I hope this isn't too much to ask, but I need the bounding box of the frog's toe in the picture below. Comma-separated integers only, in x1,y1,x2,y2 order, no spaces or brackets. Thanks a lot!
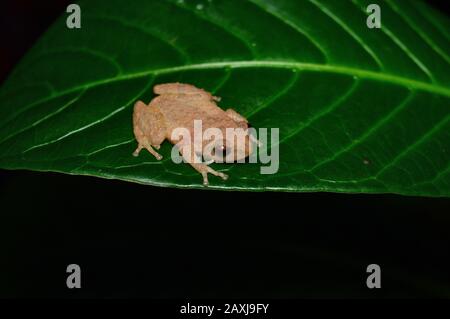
132,145,143,157
201,172,209,186
206,166,228,181
142,143,163,160
216,172,228,180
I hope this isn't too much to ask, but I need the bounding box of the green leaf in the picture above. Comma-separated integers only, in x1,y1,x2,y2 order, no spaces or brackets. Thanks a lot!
1,0,449,197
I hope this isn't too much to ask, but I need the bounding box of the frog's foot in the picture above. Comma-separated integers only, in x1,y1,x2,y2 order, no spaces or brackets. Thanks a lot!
205,166,228,185
189,163,228,186
133,142,163,160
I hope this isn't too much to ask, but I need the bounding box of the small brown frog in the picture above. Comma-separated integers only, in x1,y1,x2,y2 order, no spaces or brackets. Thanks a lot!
132,83,254,185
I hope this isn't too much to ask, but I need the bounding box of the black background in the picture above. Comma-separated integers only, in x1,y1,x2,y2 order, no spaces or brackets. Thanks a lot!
1,1,450,298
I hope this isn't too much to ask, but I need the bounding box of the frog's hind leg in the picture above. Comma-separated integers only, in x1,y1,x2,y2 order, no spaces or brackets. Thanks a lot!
132,101,165,160
132,140,162,160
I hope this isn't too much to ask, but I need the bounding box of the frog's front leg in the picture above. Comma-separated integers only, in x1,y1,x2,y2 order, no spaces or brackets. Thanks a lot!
177,143,228,185
132,140,162,160
191,162,229,186
225,108,262,147
225,108,248,124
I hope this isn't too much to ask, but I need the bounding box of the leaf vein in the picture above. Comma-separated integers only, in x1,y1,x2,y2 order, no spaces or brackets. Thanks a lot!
352,0,436,83
410,0,450,42
168,0,257,59
277,78,359,146
375,115,450,178
386,0,450,65
247,0,329,62
246,70,300,119
309,0,384,70
86,14,191,64
21,78,154,154
0,90,86,146
309,90,416,172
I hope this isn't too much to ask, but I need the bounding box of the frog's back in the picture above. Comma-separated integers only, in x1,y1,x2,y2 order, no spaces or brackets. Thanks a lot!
151,94,237,141
156,94,228,121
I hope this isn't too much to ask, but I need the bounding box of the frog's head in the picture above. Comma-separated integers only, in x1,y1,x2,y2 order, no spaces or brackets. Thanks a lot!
205,126,258,163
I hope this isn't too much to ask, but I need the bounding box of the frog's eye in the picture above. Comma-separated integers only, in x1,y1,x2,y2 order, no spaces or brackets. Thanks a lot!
213,144,230,162
218,145,230,157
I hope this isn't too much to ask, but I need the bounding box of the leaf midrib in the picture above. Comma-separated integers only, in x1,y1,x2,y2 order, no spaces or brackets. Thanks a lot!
10,61,449,113
2,60,448,150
